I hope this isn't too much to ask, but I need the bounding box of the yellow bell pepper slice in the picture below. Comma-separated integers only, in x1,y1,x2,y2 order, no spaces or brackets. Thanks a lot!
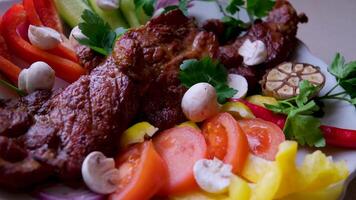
171,192,228,200
241,154,274,183
120,122,158,148
178,121,200,130
246,95,278,108
221,102,255,120
228,176,251,200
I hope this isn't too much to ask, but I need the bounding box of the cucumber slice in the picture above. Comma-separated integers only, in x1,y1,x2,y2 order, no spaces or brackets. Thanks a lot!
88,0,128,29
54,0,91,28
120,0,141,27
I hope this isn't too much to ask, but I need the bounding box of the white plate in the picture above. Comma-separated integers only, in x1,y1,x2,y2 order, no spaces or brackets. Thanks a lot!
1,0,356,199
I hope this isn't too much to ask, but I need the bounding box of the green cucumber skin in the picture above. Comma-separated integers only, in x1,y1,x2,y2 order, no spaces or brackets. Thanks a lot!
54,0,92,28
120,0,141,27
88,0,128,29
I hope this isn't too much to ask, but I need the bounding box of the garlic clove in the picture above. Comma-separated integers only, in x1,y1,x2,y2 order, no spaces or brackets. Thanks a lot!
28,25,62,50
96,0,119,11
18,61,55,94
238,39,268,66
227,74,248,99
181,82,219,122
193,158,233,194
82,151,120,194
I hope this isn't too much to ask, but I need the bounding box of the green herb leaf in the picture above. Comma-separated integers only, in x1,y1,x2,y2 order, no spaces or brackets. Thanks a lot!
78,10,117,56
179,57,237,104
284,114,325,147
329,53,356,79
339,77,356,98
0,79,27,97
134,0,156,17
246,0,275,19
226,0,245,15
162,0,189,16
296,80,319,107
221,16,247,43
265,80,325,147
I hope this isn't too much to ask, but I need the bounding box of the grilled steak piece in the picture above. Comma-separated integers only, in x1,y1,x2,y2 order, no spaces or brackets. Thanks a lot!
217,0,307,92
113,10,219,129
0,62,138,189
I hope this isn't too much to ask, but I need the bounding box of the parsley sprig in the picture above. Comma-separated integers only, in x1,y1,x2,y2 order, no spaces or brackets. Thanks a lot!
77,10,120,56
266,81,325,147
179,57,237,103
0,79,26,97
134,0,156,17
318,53,356,104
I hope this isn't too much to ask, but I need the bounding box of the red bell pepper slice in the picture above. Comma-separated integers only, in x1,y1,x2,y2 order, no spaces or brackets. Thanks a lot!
321,126,356,148
236,99,356,149
236,99,287,129
2,4,86,83
23,0,79,63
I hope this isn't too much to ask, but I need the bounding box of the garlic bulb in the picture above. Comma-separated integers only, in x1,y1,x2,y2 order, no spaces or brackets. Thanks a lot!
238,39,267,66
18,61,55,93
28,25,62,50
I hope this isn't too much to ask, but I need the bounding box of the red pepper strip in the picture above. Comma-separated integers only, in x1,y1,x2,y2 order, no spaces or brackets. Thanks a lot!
34,0,64,33
236,99,287,129
0,56,22,84
2,4,86,83
235,99,356,149
23,0,79,63
321,126,356,148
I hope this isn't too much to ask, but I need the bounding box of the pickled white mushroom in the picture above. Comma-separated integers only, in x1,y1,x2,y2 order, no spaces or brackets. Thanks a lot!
28,25,62,50
238,39,267,66
227,74,248,99
96,0,119,10
181,83,219,122
193,158,233,194
18,61,55,93
82,151,120,194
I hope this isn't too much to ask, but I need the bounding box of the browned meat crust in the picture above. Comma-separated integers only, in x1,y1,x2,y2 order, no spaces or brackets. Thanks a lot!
217,0,307,91
0,63,138,189
113,10,219,129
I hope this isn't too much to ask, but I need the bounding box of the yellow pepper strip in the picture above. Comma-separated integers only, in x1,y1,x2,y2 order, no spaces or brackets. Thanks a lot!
171,192,228,200
178,121,200,130
246,95,278,108
279,181,344,200
220,102,255,120
228,176,251,200
120,122,158,148
298,151,349,192
241,154,274,183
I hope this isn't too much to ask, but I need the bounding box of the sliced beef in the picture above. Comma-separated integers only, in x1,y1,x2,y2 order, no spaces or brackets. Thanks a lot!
0,61,138,189
113,10,219,129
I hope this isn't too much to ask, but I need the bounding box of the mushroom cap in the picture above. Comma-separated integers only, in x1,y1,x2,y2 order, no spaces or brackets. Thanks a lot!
260,62,326,100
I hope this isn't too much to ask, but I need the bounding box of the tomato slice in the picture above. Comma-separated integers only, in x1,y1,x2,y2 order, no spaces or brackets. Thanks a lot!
237,118,285,161
109,141,168,200
153,126,207,195
202,112,249,174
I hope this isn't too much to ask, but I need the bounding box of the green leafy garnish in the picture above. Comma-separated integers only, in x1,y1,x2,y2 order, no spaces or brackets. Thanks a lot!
266,80,325,147
246,0,275,19
0,79,26,97
179,57,237,103
226,0,244,15
325,53,356,99
134,0,156,17
162,0,189,16
221,16,248,43
77,10,118,56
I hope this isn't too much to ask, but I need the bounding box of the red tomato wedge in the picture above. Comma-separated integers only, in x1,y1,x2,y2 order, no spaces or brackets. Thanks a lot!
109,141,168,200
237,118,285,161
202,112,249,174
1,4,85,83
153,126,207,195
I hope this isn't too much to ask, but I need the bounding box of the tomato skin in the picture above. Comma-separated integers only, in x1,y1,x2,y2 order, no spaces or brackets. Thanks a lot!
109,141,168,200
153,126,207,195
202,113,249,175
237,118,285,161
